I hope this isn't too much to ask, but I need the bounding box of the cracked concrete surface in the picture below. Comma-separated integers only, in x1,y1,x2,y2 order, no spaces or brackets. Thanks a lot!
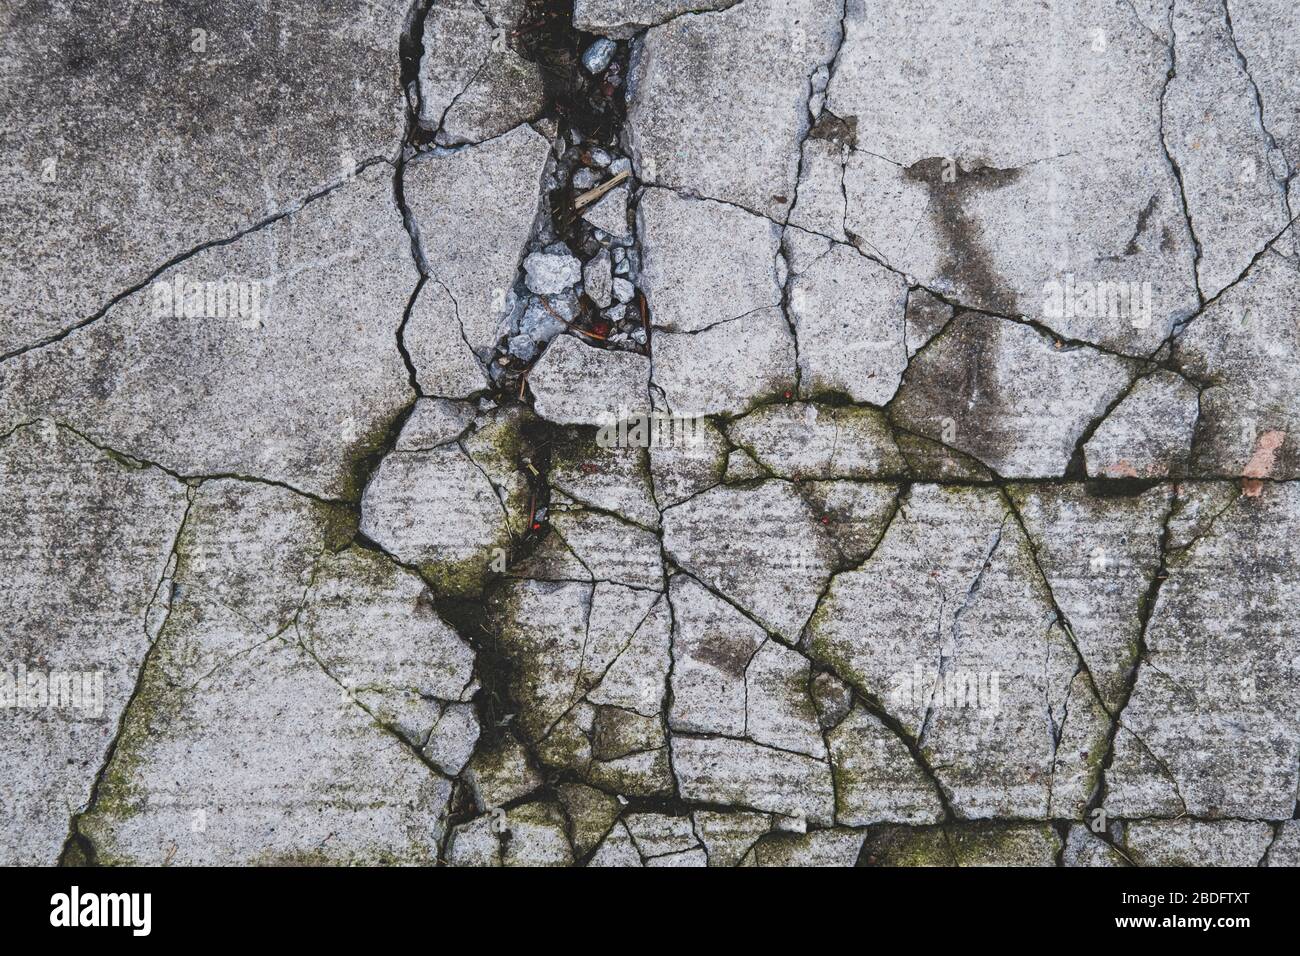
3,0,1299,868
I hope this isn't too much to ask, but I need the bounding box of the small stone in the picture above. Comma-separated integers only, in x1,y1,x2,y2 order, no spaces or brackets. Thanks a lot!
581,38,617,75
584,249,614,308
508,334,539,362
519,292,578,349
524,248,583,295
613,277,635,302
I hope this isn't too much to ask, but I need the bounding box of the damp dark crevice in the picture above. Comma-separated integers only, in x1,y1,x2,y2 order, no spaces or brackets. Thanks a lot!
395,275,429,396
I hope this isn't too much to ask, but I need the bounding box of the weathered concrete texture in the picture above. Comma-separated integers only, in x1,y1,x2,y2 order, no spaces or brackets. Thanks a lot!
484,560,673,798
663,481,839,641
1122,820,1275,867
648,419,728,508
297,546,478,751
788,243,910,404
671,735,835,826
1009,484,1173,710
582,186,632,239
639,188,783,334
361,406,529,596
828,705,945,826
1226,1,1300,259
627,0,844,221
826,0,1199,352
1176,251,1300,479
667,576,823,757
891,313,1136,478
547,428,659,528
651,310,797,417
394,399,477,451
744,828,867,866
810,485,1110,819
727,402,908,479
446,802,573,866
800,481,900,565
78,480,459,865
576,0,737,39
529,335,652,426
694,811,773,866
0,0,407,357
858,823,1061,866
546,508,664,588
9,0,1300,869
1265,821,1300,866
0,424,190,865
404,280,490,399
417,0,546,144
402,125,551,356
1062,825,1129,867
1164,0,1290,297
1084,372,1200,478
1105,480,1300,819
0,166,416,500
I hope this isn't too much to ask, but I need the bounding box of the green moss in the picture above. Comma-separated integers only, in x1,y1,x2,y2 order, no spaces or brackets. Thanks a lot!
859,824,956,866
82,633,191,831
536,714,593,774
338,399,416,503
586,748,674,798
421,552,495,599
947,822,1060,866
317,502,360,553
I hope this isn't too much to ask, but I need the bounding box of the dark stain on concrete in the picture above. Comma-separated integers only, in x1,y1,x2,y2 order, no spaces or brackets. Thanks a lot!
902,157,1023,316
